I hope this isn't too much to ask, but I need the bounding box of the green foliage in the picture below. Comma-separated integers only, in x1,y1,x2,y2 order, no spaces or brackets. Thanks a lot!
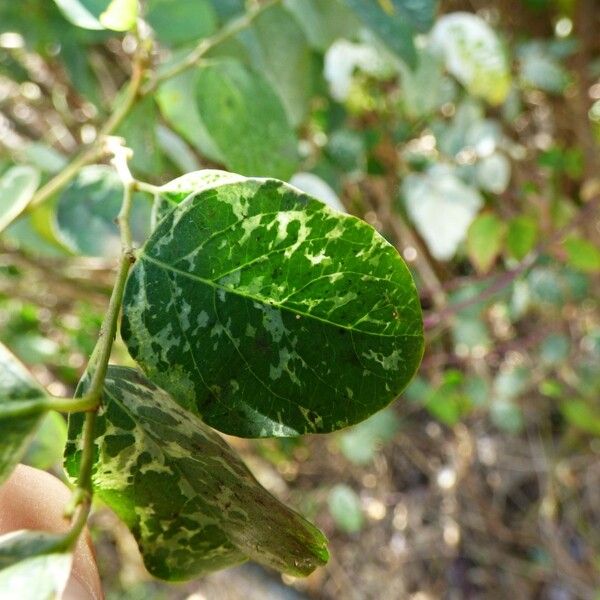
1,0,599,595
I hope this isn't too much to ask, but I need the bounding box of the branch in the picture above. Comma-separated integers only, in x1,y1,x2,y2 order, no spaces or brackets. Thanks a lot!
61,138,137,544
148,0,282,88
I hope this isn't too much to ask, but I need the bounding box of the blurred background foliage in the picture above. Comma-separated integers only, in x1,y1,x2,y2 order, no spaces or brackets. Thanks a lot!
0,0,599,598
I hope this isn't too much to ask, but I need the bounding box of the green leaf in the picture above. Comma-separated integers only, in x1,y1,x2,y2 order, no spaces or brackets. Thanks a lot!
55,165,152,257
431,13,511,105
0,166,41,233
284,0,360,52
0,530,66,570
146,0,217,46
195,61,298,178
327,484,363,534
344,0,421,67
238,5,313,126
506,215,538,260
338,408,399,465
425,370,472,425
99,0,137,30
0,342,48,484
65,366,329,580
157,61,298,178
560,399,600,436
23,412,68,470
121,173,423,437
53,0,104,30
467,213,506,273
0,532,72,600
115,97,163,178
562,236,600,273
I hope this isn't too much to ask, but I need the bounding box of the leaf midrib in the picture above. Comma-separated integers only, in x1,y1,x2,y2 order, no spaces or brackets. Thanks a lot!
139,253,421,339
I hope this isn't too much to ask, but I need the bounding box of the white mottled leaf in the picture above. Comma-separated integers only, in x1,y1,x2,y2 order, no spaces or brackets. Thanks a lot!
122,173,423,437
65,366,329,580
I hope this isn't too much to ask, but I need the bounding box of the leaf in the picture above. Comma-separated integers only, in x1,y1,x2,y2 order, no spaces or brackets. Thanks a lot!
560,399,600,436
23,412,68,470
289,173,345,213
53,0,104,30
467,213,506,273
55,165,152,258
284,0,360,51
338,408,399,465
475,153,511,194
64,366,329,580
430,12,511,105
155,125,201,175
425,370,472,425
0,166,41,233
327,485,363,534
0,342,48,484
99,0,137,31
115,97,163,178
0,533,72,600
157,61,298,178
344,0,438,67
146,0,217,46
238,5,313,126
506,216,538,260
402,165,483,261
562,236,600,273
0,530,66,570
121,173,423,437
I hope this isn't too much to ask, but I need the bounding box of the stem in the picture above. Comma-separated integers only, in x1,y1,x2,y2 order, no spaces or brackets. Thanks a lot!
0,394,99,420
148,0,282,89
61,140,137,546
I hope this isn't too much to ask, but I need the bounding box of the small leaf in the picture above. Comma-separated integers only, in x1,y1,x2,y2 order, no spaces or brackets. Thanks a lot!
475,153,511,194
122,173,423,437
0,166,41,233
467,213,506,273
344,0,438,67
430,12,511,105
0,544,72,600
53,0,104,30
425,370,471,425
99,0,137,31
561,399,600,436
562,236,600,273
338,408,399,465
327,485,363,534
55,165,152,258
506,216,538,260
0,530,66,570
289,173,345,213
64,366,329,580
402,165,483,261
23,412,67,470
0,343,48,484
146,0,217,46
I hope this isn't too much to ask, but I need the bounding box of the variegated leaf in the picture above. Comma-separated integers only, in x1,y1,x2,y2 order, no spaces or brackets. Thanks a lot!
0,343,48,484
122,174,423,438
64,366,328,580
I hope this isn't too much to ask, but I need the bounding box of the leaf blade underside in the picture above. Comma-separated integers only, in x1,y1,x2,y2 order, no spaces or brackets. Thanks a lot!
64,366,328,581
